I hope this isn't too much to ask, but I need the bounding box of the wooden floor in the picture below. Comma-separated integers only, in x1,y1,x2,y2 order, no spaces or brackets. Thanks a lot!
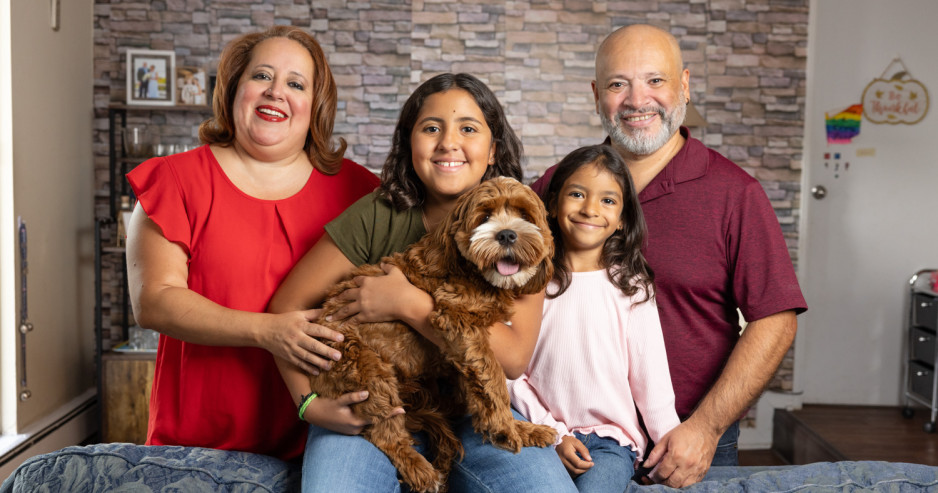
738,448,788,466
762,404,938,466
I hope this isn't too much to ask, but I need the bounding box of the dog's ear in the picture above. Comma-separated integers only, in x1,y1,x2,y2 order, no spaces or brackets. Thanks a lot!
520,215,555,295
426,182,481,273
522,254,554,295
518,183,555,295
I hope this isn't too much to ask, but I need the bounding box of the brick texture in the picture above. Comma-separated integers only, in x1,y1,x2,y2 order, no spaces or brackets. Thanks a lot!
94,0,807,417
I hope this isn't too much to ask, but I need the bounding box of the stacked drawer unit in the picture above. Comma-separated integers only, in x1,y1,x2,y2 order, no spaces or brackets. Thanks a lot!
904,269,938,433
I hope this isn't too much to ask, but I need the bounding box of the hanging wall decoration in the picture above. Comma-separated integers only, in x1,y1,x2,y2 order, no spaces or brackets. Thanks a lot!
861,57,929,125
824,104,862,144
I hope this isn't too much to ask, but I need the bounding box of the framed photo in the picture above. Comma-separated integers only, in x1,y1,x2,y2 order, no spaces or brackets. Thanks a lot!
175,66,208,106
126,49,175,106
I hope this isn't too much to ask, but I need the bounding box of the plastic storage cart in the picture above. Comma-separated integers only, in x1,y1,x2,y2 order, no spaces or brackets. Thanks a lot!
903,269,938,432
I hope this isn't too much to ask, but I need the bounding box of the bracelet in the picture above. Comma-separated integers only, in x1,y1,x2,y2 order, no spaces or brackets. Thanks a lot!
297,391,318,421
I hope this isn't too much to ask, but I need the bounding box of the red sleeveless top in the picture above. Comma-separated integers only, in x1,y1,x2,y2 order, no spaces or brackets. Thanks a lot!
128,146,379,459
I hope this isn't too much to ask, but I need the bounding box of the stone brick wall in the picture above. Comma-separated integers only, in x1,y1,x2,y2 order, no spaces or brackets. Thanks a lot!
93,0,806,399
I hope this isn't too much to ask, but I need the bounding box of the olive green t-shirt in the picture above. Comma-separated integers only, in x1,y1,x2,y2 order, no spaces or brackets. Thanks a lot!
324,191,427,267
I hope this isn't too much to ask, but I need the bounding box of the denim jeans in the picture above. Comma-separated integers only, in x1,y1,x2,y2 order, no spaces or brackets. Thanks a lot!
569,432,637,493
448,410,576,492
709,421,739,467
301,423,414,492
301,409,575,493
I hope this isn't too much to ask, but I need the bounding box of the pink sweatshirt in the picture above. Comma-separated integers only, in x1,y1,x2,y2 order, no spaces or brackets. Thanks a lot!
508,270,680,456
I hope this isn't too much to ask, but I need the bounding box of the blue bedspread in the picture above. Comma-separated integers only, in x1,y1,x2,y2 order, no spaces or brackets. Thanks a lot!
0,443,300,492
2,442,937,492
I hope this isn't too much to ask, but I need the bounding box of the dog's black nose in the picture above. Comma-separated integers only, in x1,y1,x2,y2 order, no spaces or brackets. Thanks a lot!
496,229,517,245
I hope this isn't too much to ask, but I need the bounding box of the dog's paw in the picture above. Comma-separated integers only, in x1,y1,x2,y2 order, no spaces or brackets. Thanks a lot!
517,421,557,448
487,427,524,453
399,461,444,493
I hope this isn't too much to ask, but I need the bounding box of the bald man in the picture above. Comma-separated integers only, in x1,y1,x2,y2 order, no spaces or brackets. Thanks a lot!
532,24,807,488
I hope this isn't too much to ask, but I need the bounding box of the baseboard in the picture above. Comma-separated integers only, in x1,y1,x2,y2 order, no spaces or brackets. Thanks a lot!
0,389,99,481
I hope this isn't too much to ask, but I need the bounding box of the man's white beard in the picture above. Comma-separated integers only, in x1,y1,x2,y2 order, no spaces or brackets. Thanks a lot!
602,94,687,156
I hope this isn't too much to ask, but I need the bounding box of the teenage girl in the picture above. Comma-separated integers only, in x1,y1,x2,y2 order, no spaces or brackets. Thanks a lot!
508,144,681,493
269,73,576,493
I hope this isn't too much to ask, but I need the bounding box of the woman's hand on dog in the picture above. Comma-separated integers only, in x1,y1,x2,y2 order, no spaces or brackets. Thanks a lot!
556,435,593,477
304,391,405,435
263,309,344,375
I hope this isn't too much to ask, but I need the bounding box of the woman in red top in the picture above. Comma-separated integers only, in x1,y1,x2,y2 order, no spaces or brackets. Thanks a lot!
125,26,379,460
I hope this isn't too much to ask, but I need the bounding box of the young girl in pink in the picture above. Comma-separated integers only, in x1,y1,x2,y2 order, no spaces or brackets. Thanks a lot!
509,144,680,492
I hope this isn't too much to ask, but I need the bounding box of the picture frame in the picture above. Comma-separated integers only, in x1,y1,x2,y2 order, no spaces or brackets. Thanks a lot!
175,66,208,106
126,49,175,106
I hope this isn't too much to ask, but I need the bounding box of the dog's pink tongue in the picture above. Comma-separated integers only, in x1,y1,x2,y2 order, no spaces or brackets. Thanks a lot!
496,259,520,276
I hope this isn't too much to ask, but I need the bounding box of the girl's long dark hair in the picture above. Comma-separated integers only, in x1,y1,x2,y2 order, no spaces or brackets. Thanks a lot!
377,73,523,211
544,145,654,302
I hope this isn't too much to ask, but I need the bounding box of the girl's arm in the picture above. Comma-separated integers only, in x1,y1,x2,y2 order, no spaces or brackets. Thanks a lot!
268,233,357,319
269,234,405,433
485,291,545,378
126,204,341,368
328,266,545,379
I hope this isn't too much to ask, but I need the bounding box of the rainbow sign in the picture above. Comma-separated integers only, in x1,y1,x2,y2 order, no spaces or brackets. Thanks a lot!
825,104,862,144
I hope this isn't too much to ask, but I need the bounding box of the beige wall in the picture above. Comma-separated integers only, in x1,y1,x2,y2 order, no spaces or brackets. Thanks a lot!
8,0,95,430
797,0,938,406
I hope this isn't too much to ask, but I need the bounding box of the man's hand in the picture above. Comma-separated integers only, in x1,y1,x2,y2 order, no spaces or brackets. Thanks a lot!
556,435,593,477
643,311,798,487
642,418,719,488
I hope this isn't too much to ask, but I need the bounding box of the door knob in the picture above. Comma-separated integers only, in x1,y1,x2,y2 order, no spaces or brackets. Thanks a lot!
811,185,827,200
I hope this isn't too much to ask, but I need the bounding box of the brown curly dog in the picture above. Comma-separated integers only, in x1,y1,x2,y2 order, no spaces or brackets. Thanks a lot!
310,177,557,493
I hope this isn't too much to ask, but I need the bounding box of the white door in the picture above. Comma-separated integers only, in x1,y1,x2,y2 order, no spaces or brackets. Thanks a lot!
797,0,938,405
0,0,95,441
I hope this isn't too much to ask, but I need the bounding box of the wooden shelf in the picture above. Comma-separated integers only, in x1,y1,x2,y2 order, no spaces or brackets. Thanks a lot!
97,103,209,445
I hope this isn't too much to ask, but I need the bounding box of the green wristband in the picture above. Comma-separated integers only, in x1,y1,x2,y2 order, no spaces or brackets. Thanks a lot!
298,392,318,421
